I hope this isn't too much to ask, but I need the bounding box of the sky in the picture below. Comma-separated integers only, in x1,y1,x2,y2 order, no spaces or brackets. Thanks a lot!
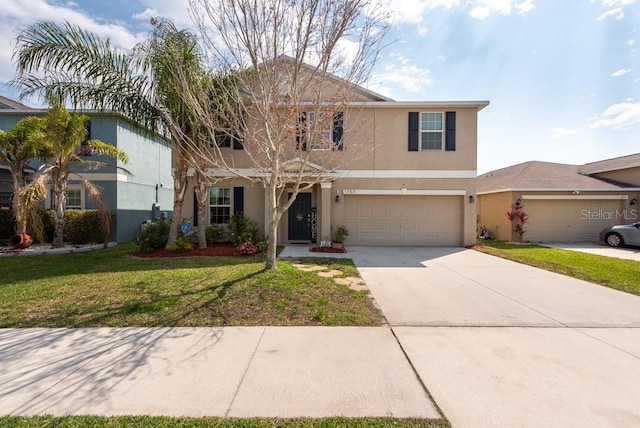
0,0,638,174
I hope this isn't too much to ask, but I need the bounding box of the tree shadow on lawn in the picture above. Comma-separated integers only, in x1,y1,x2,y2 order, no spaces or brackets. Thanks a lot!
0,243,265,287
1,270,263,328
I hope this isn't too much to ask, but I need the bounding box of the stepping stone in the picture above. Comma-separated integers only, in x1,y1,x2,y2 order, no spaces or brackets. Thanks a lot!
344,276,365,285
299,265,326,272
334,278,352,286
317,270,342,278
348,283,368,291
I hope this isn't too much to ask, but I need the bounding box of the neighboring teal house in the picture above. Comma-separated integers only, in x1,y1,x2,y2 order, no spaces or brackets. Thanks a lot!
0,95,173,242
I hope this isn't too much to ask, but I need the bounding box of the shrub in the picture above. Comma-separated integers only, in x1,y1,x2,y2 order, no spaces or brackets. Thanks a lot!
169,235,195,251
205,224,229,245
0,210,14,239
37,209,114,244
136,221,170,253
228,213,259,246
333,225,349,243
236,240,259,256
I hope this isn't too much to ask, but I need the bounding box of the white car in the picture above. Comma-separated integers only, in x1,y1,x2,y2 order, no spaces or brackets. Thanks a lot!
599,222,640,247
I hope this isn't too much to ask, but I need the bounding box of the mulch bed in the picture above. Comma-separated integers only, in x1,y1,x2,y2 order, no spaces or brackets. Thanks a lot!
310,246,347,253
132,243,237,258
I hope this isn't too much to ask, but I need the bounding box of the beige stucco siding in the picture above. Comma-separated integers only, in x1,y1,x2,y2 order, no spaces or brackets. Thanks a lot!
340,106,477,171
477,192,514,241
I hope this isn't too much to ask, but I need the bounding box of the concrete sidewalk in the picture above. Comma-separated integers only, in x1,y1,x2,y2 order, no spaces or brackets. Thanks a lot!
0,327,438,418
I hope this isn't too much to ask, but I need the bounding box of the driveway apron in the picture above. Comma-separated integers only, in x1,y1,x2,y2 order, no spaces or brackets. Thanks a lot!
349,246,640,428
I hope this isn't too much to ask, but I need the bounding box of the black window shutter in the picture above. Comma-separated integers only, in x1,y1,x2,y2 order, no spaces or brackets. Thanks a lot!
233,133,243,150
408,112,419,151
193,192,198,226
445,111,456,151
333,111,344,151
233,187,244,215
296,112,307,151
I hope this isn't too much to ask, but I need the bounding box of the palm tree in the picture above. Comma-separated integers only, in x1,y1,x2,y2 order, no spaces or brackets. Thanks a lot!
0,116,47,235
33,99,128,248
11,19,213,248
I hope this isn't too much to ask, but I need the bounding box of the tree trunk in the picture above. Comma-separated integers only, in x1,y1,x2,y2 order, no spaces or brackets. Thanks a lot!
11,172,27,234
51,173,67,248
166,160,189,248
195,178,208,249
265,183,280,270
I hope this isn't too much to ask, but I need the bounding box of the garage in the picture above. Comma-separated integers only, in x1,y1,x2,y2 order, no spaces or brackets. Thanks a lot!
344,195,462,246
524,198,627,242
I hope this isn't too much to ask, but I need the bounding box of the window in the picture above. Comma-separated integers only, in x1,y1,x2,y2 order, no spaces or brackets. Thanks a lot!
66,189,82,209
0,192,12,209
209,187,231,224
420,112,443,150
307,112,332,150
210,131,232,149
76,120,92,156
297,111,343,151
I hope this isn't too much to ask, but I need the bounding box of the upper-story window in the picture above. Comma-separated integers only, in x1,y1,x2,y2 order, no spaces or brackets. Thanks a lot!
307,112,333,151
408,111,455,152
296,111,344,151
421,112,443,151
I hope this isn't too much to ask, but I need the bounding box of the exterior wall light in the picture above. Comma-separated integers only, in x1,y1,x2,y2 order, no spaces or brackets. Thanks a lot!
335,194,340,203
631,198,637,206
469,195,475,203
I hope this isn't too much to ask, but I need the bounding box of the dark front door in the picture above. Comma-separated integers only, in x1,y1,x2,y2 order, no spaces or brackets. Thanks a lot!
288,193,312,241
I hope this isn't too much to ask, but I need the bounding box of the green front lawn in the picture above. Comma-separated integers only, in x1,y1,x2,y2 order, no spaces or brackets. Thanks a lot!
0,244,383,328
474,240,640,296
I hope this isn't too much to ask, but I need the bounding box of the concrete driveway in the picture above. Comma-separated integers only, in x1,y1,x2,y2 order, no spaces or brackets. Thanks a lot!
349,246,640,428
542,242,640,262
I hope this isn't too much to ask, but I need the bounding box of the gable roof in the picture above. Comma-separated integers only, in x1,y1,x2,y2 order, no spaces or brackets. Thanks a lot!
478,160,638,194
579,153,640,175
0,95,34,110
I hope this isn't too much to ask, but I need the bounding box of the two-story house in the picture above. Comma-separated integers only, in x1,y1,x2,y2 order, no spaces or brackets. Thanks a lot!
181,80,489,247
0,95,173,242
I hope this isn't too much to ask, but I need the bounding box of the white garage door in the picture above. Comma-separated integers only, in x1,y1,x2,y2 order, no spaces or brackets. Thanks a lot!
525,199,625,242
344,195,462,246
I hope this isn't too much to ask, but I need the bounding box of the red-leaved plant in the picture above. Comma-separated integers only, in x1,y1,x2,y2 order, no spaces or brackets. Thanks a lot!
236,241,259,256
506,203,529,242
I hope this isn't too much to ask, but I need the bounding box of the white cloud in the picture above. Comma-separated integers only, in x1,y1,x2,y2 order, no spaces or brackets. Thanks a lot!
611,68,632,76
628,39,636,45
138,0,192,28
377,0,460,24
0,0,143,85
597,7,624,20
590,102,640,130
469,0,536,20
370,62,434,94
603,0,635,6
549,127,578,139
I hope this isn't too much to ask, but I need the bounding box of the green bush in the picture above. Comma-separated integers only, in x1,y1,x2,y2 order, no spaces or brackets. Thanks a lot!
136,221,170,252
205,224,229,245
38,209,114,244
228,213,259,246
169,235,195,251
0,209,14,239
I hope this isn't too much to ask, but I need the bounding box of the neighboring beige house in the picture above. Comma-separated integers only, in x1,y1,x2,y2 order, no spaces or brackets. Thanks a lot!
181,77,489,247
477,153,640,242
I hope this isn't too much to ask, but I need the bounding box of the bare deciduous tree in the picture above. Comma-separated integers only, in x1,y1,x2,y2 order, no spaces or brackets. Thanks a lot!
180,0,389,269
